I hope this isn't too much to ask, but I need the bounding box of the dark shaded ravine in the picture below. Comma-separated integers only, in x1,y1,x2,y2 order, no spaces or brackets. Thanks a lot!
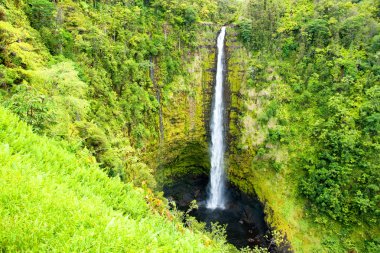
163,174,276,250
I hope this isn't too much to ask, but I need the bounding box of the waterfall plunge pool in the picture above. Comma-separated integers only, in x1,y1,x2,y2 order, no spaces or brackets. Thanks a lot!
163,174,277,251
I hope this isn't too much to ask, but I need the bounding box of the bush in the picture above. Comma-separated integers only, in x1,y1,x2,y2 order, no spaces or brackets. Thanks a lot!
237,18,253,46
304,19,331,47
24,0,55,30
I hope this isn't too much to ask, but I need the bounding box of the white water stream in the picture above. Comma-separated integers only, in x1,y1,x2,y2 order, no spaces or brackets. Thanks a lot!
207,27,227,209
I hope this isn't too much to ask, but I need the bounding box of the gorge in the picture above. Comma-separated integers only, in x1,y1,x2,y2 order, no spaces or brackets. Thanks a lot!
1,0,379,252
162,26,278,251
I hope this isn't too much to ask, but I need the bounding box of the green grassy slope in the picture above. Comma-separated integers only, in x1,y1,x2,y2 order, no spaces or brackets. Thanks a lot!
0,106,232,252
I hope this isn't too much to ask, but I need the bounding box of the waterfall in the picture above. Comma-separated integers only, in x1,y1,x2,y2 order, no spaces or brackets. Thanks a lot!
207,26,227,210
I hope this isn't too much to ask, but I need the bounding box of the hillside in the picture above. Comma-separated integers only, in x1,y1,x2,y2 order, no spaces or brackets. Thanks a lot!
0,106,236,252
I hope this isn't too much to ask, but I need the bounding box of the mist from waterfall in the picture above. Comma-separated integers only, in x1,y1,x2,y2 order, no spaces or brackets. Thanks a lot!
207,26,227,210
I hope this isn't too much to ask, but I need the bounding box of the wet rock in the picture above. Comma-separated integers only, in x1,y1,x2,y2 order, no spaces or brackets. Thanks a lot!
178,192,194,207
248,238,255,243
194,189,201,198
163,174,274,250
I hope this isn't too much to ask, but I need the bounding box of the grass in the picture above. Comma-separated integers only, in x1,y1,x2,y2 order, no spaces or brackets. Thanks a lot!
0,106,233,252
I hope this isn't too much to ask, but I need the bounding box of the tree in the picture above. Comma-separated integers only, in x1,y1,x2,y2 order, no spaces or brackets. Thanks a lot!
24,0,55,30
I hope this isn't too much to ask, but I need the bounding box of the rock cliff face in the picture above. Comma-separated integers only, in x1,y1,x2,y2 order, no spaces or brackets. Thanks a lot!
151,25,219,185
224,27,251,190
150,23,265,208
151,25,253,190
151,24,295,250
223,27,318,252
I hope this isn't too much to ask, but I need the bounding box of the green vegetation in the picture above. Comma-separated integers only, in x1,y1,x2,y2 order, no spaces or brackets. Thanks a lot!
0,106,237,252
0,0,234,183
229,0,379,251
0,0,243,251
1,0,379,252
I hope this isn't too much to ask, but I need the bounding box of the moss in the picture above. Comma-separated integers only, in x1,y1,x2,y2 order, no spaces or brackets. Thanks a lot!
224,26,380,252
224,27,320,252
152,26,218,187
155,140,210,187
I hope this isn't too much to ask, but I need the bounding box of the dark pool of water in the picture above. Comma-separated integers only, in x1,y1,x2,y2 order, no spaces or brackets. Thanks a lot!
163,175,278,250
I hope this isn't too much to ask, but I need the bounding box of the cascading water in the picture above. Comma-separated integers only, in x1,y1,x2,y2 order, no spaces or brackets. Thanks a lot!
163,175,273,249
207,26,227,209
163,26,280,250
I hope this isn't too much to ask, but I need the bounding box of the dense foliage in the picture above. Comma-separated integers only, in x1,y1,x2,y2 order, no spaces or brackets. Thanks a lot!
0,0,243,252
2,0,379,251
0,106,236,252
235,0,379,250
0,0,229,184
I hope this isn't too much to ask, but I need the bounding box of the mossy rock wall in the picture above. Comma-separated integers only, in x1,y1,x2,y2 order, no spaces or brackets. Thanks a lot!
153,25,254,189
153,25,219,185
223,27,307,252
222,26,372,253
224,26,252,190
